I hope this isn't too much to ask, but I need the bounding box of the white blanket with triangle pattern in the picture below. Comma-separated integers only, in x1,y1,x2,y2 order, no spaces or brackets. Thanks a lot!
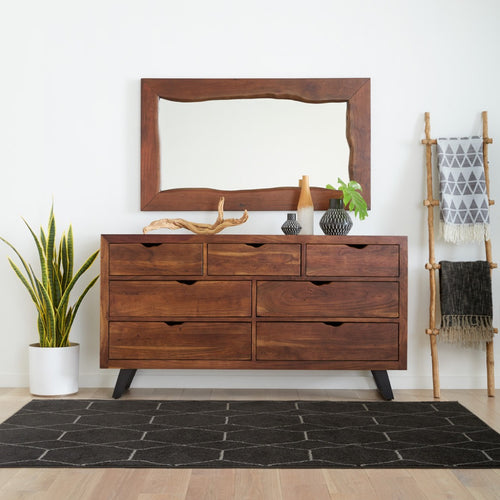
437,136,489,244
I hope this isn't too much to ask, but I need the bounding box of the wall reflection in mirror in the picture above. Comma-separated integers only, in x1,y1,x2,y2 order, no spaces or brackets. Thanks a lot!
158,98,349,191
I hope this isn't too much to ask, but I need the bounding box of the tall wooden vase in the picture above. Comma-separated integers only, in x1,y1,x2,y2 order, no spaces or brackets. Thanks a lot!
297,175,314,234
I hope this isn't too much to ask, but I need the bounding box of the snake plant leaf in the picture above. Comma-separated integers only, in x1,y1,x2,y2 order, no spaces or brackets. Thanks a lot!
46,212,56,302
6,258,40,308
52,236,63,308
37,315,45,345
40,226,47,252
23,218,49,291
56,249,99,318
61,232,69,289
67,225,74,283
34,277,57,347
32,276,47,313
54,269,63,307
0,237,37,292
59,274,99,346
64,274,100,335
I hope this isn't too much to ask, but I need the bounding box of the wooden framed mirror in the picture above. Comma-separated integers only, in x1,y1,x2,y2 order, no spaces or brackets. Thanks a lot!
141,78,370,211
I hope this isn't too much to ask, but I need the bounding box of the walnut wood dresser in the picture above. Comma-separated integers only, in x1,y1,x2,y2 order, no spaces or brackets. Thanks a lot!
100,234,407,399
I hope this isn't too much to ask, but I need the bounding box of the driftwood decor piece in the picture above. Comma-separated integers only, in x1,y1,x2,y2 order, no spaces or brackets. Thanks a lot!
143,197,248,234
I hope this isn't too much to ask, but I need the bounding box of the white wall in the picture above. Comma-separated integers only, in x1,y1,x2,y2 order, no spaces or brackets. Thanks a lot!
1,0,499,391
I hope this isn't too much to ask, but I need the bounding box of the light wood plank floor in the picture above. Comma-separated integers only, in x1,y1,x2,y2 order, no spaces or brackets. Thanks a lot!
0,388,499,500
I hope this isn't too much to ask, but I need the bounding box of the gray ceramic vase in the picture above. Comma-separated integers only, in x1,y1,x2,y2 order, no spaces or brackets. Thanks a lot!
319,199,353,235
281,213,302,235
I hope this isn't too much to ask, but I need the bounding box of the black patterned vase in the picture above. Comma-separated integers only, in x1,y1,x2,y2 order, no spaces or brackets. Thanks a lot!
281,213,302,235
319,199,353,235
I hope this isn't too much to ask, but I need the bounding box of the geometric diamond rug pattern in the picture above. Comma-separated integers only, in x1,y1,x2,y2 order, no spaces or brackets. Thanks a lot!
1,400,499,468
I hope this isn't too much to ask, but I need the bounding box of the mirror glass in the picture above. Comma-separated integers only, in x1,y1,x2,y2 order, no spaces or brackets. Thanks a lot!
158,98,349,191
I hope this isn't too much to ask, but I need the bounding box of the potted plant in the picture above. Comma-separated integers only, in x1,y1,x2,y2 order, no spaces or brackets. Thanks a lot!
320,178,368,235
1,205,99,395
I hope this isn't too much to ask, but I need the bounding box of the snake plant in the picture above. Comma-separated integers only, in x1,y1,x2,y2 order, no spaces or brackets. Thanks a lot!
1,205,99,347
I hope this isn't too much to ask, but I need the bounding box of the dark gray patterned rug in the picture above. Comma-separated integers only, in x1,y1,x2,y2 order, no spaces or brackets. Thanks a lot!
1,400,499,468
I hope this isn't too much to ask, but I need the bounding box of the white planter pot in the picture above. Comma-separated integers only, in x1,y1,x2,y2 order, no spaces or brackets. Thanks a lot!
29,343,80,396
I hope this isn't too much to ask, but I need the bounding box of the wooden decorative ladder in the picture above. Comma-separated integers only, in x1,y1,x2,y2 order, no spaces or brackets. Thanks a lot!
422,111,497,398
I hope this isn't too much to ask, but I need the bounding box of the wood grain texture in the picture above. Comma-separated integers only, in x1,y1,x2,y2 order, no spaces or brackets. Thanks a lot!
101,234,406,372
140,78,370,211
102,358,406,371
306,244,399,277
99,236,110,368
256,322,399,361
109,322,251,360
109,243,203,276
256,281,399,318
109,281,252,318
207,243,301,276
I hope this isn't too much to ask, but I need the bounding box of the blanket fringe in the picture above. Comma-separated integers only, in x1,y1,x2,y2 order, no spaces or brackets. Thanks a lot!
440,221,489,244
440,315,494,349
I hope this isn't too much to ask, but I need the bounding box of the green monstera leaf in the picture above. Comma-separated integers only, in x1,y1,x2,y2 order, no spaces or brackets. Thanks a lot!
326,178,368,221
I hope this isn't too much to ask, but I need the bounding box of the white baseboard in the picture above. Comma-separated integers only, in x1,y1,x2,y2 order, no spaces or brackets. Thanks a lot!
81,371,496,391
0,371,496,391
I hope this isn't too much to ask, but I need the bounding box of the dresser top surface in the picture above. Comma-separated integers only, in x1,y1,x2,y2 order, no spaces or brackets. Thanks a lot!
101,234,408,245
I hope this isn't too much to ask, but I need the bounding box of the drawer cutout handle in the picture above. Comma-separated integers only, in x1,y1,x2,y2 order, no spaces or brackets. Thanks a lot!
177,280,197,285
164,321,184,326
311,281,331,286
246,243,264,248
347,244,367,250
141,243,162,248
324,321,344,327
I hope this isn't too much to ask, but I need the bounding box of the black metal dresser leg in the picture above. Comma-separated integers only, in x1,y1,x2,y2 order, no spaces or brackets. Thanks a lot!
112,369,137,399
371,370,394,401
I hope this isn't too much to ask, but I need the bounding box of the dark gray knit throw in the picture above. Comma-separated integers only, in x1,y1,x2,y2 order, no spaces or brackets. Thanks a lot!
439,261,494,347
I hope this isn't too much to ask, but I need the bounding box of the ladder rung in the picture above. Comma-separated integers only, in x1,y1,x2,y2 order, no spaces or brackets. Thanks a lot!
425,262,440,270
423,199,439,207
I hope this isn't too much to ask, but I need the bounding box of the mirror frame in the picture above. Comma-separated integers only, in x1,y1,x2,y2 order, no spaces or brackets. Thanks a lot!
141,78,370,211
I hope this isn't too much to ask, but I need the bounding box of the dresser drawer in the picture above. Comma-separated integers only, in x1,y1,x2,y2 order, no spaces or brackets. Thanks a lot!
109,322,251,360
207,243,301,276
257,322,399,361
257,281,399,318
109,243,203,276
306,244,400,277
109,281,252,317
